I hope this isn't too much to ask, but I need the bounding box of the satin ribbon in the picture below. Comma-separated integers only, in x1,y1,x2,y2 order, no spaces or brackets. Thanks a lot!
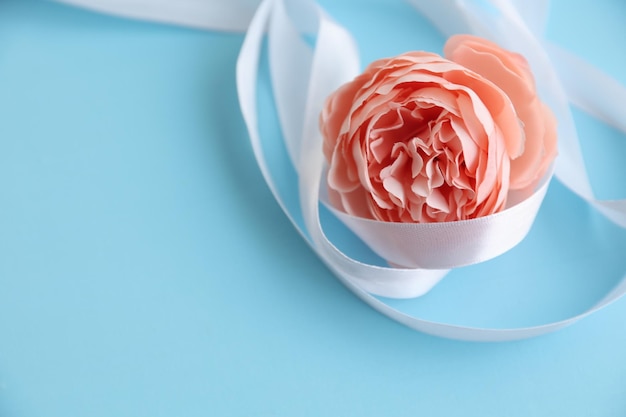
54,0,626,341
55,0,259,32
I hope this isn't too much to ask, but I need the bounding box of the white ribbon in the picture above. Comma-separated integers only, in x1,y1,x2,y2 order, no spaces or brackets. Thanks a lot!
55,0,260,32
52,0,626,341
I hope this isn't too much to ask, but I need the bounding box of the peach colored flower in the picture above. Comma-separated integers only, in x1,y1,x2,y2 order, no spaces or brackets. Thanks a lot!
320,36,556,223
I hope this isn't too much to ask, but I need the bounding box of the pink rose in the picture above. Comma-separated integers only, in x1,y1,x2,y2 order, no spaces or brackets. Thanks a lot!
320,35,557,223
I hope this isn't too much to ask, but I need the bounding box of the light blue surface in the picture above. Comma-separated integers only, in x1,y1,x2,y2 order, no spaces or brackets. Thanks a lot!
1,1,625,416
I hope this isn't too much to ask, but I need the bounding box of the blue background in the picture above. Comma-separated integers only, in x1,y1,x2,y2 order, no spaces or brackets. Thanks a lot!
1,0,625,416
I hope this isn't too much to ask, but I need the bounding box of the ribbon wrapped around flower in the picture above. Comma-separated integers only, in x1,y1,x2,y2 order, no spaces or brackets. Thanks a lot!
319,35,558,273
56,0,626,341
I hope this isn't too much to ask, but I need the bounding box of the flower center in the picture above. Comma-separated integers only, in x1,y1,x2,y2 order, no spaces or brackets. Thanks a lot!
367,100,476,222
